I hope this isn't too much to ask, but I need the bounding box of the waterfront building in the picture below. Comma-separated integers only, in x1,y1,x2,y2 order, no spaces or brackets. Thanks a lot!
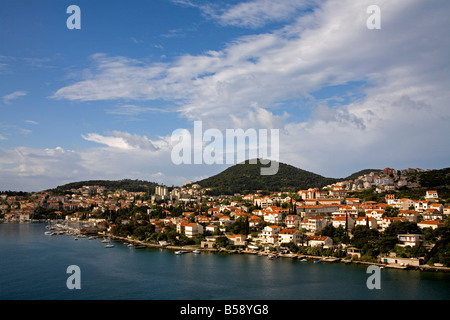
306,235,333,248
397,234,424,247
184,223,204,238
278,228,300,245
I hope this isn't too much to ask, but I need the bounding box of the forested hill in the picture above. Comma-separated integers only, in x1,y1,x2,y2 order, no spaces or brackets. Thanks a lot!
195,159,339,195
48,179,159,194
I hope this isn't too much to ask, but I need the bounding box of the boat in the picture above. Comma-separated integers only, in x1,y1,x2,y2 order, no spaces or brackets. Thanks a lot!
300,258,308,262
192,250,201,254
175,250,188,255
127,243,134,247
105,242,115,248
268,254,278,260
314,259,321,263
101,238,110,243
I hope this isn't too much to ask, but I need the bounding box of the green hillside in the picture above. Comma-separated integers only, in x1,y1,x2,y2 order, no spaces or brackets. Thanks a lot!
49,179,159,194
195,159,339,195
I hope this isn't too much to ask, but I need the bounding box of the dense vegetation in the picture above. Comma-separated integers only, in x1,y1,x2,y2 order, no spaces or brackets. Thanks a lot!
48,179,159,194
196,159,339,195
415,167,450,188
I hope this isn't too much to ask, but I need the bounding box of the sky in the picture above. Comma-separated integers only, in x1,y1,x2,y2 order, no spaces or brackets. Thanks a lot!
0,0,449,192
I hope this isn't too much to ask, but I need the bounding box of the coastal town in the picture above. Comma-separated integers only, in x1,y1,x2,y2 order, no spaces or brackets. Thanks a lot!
1,167,449,270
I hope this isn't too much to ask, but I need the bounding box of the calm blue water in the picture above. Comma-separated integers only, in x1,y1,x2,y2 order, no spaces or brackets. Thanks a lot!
1,223,449,300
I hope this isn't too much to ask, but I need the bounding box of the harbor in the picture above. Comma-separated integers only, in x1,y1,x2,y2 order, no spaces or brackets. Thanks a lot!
31,220,450,273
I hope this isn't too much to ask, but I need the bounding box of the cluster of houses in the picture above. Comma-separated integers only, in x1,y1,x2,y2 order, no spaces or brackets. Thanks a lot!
189,189,448,250
1,167,448,254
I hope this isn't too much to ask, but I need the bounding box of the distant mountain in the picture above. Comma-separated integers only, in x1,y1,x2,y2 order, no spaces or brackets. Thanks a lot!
49,179,159,194
195,159,339,195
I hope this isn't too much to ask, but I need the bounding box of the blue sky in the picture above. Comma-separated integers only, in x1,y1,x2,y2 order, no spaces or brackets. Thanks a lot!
1,0,449,191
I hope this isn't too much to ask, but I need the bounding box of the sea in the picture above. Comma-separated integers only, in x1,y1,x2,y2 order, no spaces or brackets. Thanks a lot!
1,223,449,302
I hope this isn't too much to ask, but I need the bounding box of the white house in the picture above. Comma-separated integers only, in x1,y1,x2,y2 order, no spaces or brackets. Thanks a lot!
356,216,377,230
429,203,444,212
260,225,281,245
365,209,385,222
300,215,328,233
418,220,444,230
205,224,218,233
278,228,300,245
415,201,430,212
307,235,333,248
398,234,423,247
338,206,360,219
184,223,204,238
332,215,355,230
227,234,247,246
264,211,283,224
421,209,445,221
425,190,439,201
444,207,450,216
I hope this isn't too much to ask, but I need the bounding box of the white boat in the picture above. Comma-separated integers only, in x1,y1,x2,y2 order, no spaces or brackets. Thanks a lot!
105,243,115,248
127,243,134,247
175,250,188,255
192,250,201,254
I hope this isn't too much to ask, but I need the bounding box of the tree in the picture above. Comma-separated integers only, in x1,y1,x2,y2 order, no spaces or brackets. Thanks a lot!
384,221,421,237
384,206,399,217
232,216,250,235
215,236,229,248
350,225,380,256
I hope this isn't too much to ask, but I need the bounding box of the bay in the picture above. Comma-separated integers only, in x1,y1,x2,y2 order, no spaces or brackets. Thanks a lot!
1,223,449,300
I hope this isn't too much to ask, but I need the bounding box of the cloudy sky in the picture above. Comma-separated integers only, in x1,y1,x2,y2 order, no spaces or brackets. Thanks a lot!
1,0,449,191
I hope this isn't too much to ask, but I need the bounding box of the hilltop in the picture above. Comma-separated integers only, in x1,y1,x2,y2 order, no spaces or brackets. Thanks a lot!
195,159,340,195
48,179,159,195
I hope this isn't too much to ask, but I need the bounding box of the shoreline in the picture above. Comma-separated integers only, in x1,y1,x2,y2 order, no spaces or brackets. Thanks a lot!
108,234,450,274
3,221,448,273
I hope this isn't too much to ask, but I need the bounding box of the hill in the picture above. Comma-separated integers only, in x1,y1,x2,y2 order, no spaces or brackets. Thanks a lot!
195,159,339,195
48,179,159,194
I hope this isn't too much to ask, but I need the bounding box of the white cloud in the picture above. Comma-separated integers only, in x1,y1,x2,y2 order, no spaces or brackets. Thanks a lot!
106,104,173,116
6,0,447,190
3,91,27,104
82,131,162,151
0,134,225,191
205,0,321,28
